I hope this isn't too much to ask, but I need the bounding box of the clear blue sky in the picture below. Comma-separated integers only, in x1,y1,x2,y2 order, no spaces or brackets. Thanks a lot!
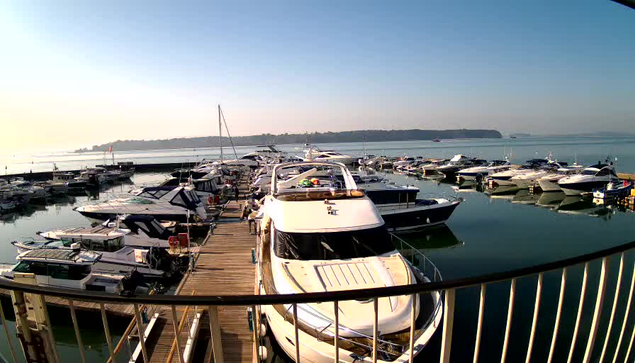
0,0,633,151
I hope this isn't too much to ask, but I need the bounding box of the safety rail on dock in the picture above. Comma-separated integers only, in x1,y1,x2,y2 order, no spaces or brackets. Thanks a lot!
3,239,635,362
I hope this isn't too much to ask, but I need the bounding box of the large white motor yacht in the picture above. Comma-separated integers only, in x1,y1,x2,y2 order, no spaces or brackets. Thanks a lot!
558,163,620,196
303,146,358,165
457,159,511,181
536,165,585,192
258,161,443,362
75,185,207,222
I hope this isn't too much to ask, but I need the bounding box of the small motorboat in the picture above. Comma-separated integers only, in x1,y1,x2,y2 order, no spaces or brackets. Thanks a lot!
0,248,148,294
376,198,462,233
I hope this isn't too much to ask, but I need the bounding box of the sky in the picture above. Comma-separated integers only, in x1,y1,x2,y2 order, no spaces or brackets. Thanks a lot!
0,0,634,153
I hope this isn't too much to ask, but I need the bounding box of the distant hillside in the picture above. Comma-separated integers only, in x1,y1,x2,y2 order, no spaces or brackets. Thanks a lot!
78,129,502,152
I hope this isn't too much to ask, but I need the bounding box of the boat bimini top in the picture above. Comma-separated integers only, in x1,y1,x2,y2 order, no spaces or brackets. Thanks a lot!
272,161,360,195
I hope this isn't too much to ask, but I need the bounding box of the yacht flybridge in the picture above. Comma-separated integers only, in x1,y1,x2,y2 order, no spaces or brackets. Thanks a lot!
75,185,207,222
257,161,443,362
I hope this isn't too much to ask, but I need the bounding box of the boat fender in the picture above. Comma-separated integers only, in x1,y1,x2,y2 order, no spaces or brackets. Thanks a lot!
258,346,268,361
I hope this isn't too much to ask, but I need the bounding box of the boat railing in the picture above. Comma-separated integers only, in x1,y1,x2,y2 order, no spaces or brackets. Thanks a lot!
3,236,635,362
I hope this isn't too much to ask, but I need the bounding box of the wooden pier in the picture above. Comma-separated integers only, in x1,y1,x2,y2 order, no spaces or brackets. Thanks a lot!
136,199,257,363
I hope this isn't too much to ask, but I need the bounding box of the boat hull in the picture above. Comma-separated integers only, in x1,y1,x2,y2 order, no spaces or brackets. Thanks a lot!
77,210,193,223
377,200,461,232
538,179,562,192
560,181,613,196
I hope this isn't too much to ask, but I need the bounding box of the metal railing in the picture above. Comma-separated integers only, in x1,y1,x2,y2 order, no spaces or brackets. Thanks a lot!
1,239,635,362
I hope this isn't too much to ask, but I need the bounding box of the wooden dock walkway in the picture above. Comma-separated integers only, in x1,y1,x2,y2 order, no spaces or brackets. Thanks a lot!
145,205,257,363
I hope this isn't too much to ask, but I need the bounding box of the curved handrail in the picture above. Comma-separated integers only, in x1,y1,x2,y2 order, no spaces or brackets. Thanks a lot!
1,240,634,305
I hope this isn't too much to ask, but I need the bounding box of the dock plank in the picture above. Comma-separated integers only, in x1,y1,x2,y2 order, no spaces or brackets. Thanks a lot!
147,217,257,363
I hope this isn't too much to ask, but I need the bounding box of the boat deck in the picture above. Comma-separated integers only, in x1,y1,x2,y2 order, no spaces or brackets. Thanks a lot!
52,225,118,234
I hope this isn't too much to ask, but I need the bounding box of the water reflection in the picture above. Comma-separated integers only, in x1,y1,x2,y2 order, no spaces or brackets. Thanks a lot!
536,191,566,208
400,225,464,250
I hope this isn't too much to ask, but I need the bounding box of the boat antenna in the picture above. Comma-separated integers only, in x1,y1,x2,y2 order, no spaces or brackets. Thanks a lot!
218,104,223,163
362,135,367,157
219,106,239,160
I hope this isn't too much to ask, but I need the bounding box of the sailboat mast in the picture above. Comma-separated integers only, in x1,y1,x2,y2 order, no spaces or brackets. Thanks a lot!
218,104,223,162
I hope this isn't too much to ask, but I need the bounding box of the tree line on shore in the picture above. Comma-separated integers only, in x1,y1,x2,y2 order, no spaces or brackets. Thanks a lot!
78,129,502,152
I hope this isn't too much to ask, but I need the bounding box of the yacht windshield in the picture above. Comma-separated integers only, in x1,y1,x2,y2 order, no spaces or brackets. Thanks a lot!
274,227,395,260
582,169,598,176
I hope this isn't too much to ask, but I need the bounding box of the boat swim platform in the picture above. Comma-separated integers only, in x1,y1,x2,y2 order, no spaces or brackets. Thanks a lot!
144,209,257,363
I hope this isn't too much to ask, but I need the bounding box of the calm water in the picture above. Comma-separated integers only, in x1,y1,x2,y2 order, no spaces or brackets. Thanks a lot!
1,136,635,361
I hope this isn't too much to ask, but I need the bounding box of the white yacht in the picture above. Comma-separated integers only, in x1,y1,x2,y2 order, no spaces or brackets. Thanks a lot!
558,163,620,196
511,162,575,189
0,249,129,293
75,185,207,222
33,215,176,249
11,237,169,278
258,161,443,362
488,159,550,186
303,146,358,165
436,155,487,177
457,160,511,181
536,165,585,192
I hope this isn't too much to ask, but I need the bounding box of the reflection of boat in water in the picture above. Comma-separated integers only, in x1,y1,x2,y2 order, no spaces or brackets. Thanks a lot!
486,185,520,198
398,225,463,250
451,180,484,193
511,190,541,205
536,192,566,209
556,196,611,217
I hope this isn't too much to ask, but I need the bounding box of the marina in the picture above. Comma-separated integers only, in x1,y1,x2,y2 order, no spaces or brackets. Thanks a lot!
0,136,634,362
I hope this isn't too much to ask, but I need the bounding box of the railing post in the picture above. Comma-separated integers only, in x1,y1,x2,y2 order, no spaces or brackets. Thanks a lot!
0,297,19,363
501,278,516,363
208,305,224,363
293,303,300,362
440,288,455,363
409,294,417,363
599,253,624,362
473,284,486,363
525,273,544,363
612,261,635,363
100,303,115,361
334,301,339,363
133,303,149,363
583,257,610,363
171,305,184,363
68,300,87,363
567,262,590,363
548,267,567,363
373,297,379,363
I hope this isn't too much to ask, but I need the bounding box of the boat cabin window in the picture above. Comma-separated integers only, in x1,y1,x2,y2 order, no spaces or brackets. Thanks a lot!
274,227,394,260
138,188,171,200
14,261,47,275
47,264,91,280
89,237,123,252
13,262,90,280
596,168,609,176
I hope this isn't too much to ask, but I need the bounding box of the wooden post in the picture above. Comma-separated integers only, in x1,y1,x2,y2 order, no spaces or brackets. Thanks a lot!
208,305,224,363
